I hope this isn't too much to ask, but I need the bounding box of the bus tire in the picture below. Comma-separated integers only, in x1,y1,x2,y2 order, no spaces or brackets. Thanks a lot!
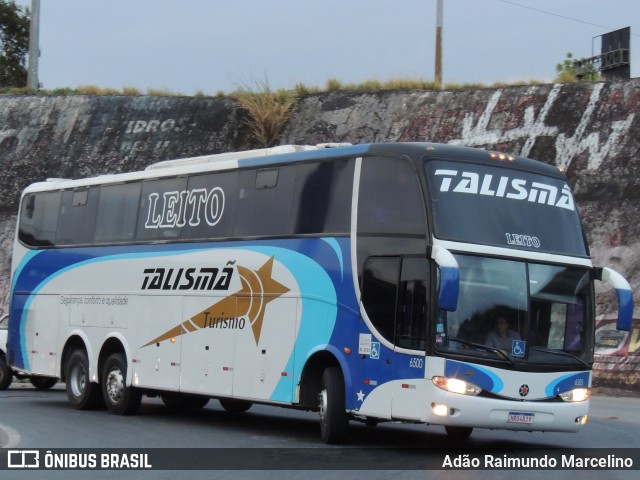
65,350,103,409
445,426,473,439
29,376,58,390
102,353,141,415
319,366,348,444
0,355,12,390
219,399,252,414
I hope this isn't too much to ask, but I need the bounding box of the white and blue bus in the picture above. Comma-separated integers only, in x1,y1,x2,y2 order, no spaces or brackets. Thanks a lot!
7,142,633,443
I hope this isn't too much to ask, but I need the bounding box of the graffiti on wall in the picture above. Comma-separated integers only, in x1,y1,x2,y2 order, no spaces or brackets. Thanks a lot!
119,117,192,160
446,83,636,171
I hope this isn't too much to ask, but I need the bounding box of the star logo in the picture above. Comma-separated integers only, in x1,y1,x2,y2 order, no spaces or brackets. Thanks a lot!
357,390,365,402
142,257,289,347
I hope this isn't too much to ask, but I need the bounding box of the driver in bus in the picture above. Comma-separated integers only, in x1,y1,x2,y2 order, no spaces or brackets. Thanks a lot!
485,316,521,350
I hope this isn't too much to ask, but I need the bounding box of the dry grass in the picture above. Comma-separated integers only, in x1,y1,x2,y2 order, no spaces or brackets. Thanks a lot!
76,85,121,95
324,77,441,92
2,76,560,98
232,80,298,148
122,86,142,96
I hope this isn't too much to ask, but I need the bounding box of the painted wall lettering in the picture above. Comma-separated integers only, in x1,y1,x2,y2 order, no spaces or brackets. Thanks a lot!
125,118,189,134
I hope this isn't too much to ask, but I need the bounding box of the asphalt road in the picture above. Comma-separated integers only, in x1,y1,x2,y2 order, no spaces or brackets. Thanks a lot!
0,382,638,480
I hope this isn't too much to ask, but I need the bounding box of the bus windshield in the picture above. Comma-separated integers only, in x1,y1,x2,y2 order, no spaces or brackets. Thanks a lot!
435,254,594,368
426,160,588,257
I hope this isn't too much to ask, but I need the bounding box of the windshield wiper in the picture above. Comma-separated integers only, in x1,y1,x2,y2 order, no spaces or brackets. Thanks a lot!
529,346,590,369
448,338,515,365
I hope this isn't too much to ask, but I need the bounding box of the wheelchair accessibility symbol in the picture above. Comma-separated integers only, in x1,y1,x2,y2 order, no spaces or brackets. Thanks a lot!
370,342,380,359
512,340,526,358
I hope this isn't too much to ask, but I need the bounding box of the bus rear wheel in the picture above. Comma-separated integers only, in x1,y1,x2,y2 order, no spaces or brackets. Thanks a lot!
65,350,103,409
102,353,141,415
0,355,12,390
318,367,348,444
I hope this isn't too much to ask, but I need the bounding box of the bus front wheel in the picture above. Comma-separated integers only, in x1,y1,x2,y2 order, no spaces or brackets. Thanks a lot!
219,399,252,413
102,353,141,415
65,350,103,409
318,367,348,444
162,393,210,410
29,376,58,390
444,426,473,439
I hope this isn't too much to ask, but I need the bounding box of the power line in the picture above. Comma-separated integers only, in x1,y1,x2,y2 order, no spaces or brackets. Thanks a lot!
496,0,639,36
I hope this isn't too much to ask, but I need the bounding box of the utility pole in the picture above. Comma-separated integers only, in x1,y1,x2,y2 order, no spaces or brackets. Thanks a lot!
27,0,41,90
434,0,443,89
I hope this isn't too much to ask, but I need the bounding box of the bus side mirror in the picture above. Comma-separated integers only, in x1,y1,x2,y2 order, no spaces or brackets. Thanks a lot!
432,246,459,312
594,267,634,331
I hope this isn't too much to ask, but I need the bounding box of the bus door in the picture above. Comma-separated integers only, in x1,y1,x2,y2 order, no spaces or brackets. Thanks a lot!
358,256,429,418
391,257,429,420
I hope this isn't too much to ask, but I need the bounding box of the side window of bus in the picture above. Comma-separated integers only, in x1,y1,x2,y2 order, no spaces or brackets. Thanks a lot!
182,171,236,240
95,182,141,243
397,258,429,350
358,157,426,235
19,191,62,246
291,160,354,235
362,256,430,349
362,256,401,343
136,177,188,241
233,167,296,237
56,188,99,245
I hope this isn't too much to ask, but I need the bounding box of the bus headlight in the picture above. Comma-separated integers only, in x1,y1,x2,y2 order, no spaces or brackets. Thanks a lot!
433,376,482,396
559,388,591,402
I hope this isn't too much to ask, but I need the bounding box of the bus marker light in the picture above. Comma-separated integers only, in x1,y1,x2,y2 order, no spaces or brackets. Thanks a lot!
489,152,515,162
344,347,352,355
576,415,588,425
431,403,449,416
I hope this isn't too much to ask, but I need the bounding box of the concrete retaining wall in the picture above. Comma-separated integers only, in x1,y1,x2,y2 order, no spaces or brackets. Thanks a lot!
1,80,638,388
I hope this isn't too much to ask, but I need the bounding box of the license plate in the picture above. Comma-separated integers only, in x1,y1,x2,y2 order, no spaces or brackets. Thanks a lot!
508,412,534,424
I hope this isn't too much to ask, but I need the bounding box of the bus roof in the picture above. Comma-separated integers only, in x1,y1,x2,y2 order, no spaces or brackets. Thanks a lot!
23,142,565,194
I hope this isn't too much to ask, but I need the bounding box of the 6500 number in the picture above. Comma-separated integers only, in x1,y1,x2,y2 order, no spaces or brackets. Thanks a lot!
409,357,424,369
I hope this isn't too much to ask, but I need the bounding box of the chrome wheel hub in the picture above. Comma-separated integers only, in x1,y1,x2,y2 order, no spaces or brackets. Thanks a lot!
105,369,124,403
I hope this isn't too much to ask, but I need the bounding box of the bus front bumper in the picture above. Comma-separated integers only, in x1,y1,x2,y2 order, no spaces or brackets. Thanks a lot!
425,387,590,433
